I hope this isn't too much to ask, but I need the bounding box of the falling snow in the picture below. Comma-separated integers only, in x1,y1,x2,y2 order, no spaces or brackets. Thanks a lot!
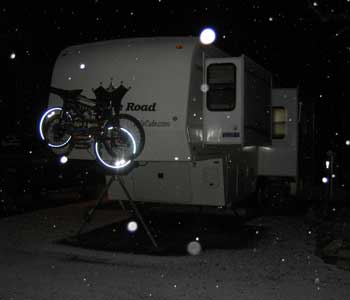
1,2,350,299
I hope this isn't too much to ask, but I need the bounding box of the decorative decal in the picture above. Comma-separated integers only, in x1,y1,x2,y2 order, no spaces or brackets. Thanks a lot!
93,81,130,114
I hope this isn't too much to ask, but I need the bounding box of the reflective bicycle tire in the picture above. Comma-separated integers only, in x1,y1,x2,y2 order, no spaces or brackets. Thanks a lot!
94,114,145,170
113,114,145,158
39,107,73,154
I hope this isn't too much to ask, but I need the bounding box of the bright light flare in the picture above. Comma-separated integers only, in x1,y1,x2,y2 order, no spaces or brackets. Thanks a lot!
47,111,56,118
187,241,202,256
322,177,328,184
200,28,216,45
114,159,126,166
127,221,138,232
60,156,68,164
346,140,350,146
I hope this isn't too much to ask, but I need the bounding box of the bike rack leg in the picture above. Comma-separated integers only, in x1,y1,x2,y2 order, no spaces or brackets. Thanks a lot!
117,176,159,249
76,175,116,236
117,198,127,211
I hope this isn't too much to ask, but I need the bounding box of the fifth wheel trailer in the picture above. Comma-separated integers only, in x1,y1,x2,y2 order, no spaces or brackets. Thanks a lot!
47,36,298,208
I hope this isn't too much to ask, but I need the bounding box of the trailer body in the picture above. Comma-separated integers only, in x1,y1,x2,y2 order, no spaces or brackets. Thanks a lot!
48,37,298,207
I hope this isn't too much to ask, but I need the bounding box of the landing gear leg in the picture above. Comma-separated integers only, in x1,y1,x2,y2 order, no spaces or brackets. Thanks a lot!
117,176,159,249
77,175,116,236
76,175,159,249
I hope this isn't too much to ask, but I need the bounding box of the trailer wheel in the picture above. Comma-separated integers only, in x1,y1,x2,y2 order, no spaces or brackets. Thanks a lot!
256,177,298,215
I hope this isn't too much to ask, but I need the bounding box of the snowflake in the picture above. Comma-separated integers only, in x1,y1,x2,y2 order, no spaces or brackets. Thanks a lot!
200,83,209,93
127,221,138,232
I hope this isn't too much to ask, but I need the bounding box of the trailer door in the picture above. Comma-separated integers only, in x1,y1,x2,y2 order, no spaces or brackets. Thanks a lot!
203,57,243,145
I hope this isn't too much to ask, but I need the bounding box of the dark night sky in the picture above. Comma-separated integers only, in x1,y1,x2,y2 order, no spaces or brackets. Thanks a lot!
1,1,349,163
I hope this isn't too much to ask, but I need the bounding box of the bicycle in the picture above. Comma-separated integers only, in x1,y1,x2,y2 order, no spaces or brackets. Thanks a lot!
38,82,145,171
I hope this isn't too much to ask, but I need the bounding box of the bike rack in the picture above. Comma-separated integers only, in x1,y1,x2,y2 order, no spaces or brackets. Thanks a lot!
76,175,159,249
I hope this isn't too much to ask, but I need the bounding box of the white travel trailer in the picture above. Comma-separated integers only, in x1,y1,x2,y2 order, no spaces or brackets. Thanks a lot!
47,36,298,208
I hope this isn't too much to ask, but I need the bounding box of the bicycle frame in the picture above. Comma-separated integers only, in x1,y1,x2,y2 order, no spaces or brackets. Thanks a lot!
41,83,144,171
52,88,116,143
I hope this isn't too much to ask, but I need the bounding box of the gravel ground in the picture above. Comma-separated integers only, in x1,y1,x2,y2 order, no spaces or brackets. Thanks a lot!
1,201,350,300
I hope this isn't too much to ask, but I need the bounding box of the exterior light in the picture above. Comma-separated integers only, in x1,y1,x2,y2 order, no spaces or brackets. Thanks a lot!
325,161,330,169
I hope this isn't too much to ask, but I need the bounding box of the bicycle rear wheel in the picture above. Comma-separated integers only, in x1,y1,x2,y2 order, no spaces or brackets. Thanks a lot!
39,107,73,154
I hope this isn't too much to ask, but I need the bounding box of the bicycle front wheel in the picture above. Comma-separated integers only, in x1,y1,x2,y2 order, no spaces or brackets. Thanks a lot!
94,114,145,170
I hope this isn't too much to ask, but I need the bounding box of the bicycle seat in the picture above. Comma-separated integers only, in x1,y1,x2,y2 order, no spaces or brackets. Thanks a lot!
50,86,84,100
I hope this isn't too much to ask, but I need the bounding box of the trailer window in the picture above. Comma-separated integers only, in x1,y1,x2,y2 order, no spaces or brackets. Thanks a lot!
272,107,286,139
207,63,236,111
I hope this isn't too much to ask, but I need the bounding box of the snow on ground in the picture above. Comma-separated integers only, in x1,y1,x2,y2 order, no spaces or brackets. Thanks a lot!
0,202,349,300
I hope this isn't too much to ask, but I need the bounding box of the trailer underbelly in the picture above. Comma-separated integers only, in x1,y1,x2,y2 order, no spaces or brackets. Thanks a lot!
108,159,226,206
